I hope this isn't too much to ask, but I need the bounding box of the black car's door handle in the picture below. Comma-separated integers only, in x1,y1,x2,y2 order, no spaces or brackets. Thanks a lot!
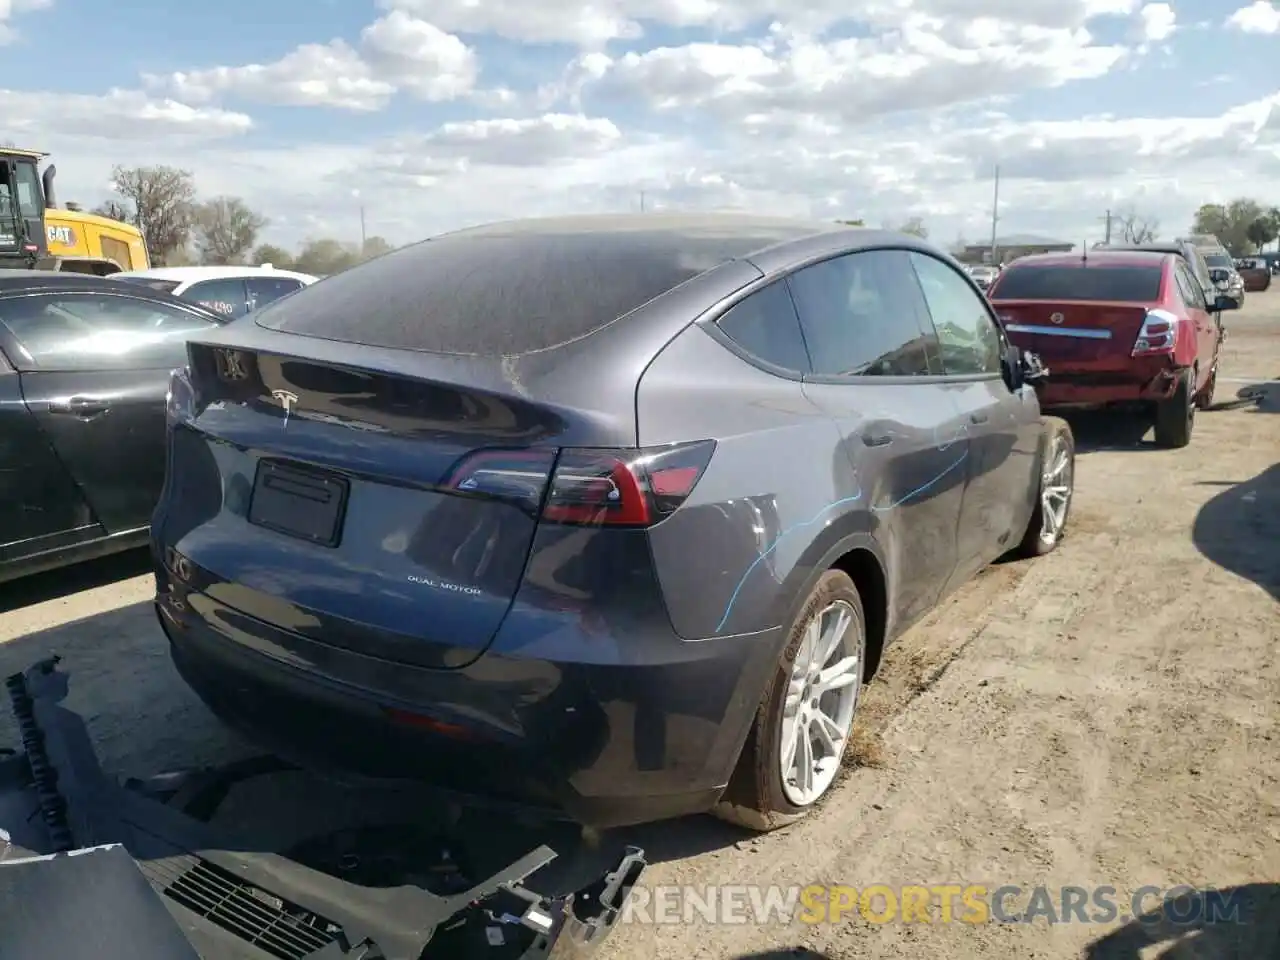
862,431,894,447
48,396,110,419
969,412,989,425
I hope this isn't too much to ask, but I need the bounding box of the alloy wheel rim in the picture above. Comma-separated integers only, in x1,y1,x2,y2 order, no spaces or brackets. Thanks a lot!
1039,436,1072,545
779,599,863,807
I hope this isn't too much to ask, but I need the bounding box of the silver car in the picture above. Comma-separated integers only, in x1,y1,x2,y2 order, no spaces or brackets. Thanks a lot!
1203,249,1245,306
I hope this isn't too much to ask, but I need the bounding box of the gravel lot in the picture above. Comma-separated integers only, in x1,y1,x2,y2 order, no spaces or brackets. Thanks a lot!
2,292,1277,959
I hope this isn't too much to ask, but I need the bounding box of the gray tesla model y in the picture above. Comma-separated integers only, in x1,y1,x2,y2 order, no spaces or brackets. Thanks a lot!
152,213,1074,830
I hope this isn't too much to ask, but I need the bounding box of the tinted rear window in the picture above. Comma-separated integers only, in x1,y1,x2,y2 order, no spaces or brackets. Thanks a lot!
992,264,1163,302
116,277,181,294
254,222,820,356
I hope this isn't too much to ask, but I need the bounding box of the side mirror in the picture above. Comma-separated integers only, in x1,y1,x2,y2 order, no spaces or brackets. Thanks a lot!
1213,294,1239,312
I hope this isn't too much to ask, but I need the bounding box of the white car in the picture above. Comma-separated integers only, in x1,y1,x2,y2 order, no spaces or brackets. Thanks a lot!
112,265,319,320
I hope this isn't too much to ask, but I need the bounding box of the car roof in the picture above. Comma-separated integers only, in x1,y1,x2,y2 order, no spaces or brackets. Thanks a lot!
1008,250,1170,268
0,269,126,287
1102,242,1190,254
114,265,318,284
248,212,939,357
0,269,224,317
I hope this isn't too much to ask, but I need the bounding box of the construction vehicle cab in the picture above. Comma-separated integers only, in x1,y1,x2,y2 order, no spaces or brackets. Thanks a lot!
0,147,49,266
0,146,150,274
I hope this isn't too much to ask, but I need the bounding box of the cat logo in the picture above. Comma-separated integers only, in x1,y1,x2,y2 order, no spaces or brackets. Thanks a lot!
46,225,76,246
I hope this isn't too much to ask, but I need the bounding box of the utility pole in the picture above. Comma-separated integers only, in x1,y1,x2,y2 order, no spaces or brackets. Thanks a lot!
988,165,1000,265
1100,209,1113,244
359,205,367,249
639,190,646,213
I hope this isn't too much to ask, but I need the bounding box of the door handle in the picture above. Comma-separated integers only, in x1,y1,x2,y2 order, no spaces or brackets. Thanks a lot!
969,412,989,424
48,396,110,419
862,431,894,447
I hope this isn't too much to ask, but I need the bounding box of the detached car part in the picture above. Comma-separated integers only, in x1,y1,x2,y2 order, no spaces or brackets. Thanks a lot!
0,657,645,960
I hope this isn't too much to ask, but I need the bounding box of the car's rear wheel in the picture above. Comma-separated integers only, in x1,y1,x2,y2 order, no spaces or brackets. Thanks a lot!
1154,368,1195,448
1010,416,1074,559
714,570,866,832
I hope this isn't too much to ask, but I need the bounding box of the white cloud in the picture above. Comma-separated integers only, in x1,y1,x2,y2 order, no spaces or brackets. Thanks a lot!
0,0,51,44
10,0,1278,258
0,87,252,142
143,12,477,110
572,23,1126,125
1138,2,1177,42
1225,1,1280,33
377,0,1146,46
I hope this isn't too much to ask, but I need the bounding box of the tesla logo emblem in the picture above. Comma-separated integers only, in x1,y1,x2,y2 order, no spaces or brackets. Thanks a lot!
1049,312,1065,324
270,389,298,426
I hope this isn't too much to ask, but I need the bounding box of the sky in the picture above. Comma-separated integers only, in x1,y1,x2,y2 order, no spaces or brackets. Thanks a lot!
2,0,1278,252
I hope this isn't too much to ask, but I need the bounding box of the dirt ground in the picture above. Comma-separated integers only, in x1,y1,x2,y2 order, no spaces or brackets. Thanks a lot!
2,292,1278,960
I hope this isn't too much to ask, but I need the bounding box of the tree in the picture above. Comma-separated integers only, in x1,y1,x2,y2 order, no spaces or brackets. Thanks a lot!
250,243,295,269
192,196,267,265
1245,216,1276,253
101,165,197,264
1190,198,1265,256
1113,205,1159,244
91,199,131,223
293,237,360,275
360,236,394,260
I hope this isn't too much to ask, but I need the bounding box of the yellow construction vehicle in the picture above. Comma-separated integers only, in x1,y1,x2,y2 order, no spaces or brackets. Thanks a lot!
0,147,150,274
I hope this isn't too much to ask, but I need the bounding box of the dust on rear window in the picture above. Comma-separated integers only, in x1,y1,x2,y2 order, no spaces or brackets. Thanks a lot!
992,264,1163,302
252,224,810,355
116,276,181,294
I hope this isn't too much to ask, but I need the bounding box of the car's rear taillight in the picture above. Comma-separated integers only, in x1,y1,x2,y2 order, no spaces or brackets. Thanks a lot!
1131,309,1179,356
165,365,195,427
444,440,715,527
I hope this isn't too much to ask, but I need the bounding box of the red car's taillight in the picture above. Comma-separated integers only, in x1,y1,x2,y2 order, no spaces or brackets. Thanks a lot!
444,440,716,528
1131,309,1179,356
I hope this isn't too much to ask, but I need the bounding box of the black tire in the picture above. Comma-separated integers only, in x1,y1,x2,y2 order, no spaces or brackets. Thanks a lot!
1010,416,1075,559
1154,368,1195,448
714,570,867,832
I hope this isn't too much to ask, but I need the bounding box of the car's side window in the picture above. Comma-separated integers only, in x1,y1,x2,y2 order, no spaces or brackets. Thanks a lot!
715,280,812,374
247,277,304,312
1176,262,1206,310
786,249,936,377
0,293,217,372
182,278,249,319
908,253,1003,377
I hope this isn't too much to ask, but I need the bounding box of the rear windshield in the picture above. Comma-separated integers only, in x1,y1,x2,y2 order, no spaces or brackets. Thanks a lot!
992,264,1163,302
116,276,181,294
253,221,819,355
1203,252,1232,269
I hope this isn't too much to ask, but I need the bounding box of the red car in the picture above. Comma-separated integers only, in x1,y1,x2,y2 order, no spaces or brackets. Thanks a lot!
988,250,1235,448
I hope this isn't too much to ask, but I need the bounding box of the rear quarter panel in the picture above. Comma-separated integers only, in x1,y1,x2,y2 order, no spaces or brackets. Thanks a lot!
635,322,880,642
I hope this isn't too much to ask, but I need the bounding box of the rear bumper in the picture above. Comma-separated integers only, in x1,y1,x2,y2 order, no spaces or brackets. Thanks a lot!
155,566,781,829
1034,362,1184,410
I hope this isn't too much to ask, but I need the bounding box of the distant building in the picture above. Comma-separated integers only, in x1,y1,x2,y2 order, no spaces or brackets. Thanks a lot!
957,234,1075,265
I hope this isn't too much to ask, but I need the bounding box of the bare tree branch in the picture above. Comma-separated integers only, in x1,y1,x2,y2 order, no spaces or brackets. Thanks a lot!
104,165,198,264
1114,205,1159,244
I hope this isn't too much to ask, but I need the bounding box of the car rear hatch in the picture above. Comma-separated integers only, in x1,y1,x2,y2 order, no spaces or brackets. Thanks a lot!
993,300,1150,367
160,341,615,671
